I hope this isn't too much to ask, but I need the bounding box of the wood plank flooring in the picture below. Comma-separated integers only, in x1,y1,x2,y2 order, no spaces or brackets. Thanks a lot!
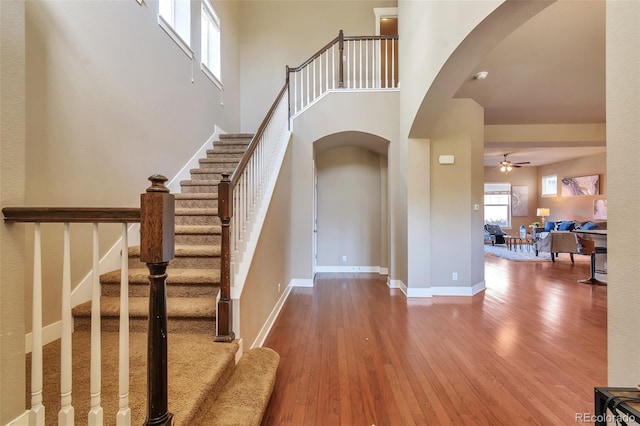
261,254,607,425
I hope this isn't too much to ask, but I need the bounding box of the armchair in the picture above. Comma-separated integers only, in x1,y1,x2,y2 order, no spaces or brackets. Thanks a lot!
484,224,507,246
534,231,579,262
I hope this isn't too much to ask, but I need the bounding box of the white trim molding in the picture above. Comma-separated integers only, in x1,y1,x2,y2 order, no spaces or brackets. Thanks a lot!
290,278,314,288
401,281,487,298
315,266,388,274
250,284,292,349
157,14,194,60
25,320,61,354
7,411,29,426
388,279,405,289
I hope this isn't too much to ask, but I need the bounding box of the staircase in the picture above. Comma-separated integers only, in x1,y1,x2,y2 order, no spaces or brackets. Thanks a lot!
66,133,279,425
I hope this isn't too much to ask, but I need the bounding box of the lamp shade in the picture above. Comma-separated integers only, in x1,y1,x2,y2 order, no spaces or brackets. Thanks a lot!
536,208,550,217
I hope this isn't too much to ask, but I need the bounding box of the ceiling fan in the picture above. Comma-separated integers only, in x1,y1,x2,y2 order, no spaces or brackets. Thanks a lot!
499,153,530,173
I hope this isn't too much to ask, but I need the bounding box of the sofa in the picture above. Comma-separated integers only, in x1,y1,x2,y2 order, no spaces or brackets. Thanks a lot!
535,220,607,262
484,224,507,245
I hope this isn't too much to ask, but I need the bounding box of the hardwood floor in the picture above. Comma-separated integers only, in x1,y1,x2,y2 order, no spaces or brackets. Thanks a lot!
261,254,607,425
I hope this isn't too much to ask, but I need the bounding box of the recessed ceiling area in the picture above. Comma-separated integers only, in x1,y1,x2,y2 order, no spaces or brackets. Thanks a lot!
454,0,606,167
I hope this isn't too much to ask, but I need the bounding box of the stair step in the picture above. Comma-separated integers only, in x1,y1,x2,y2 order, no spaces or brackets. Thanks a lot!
198,158,242,169
175,192,218,208
190,168,235,180
73,296,216,333
191,347,280,426
175,207,220,225
175,225,221,245
220,133,254,140
180,179,223,194
128,245,221,269
101,268,220,298
31,332,240,426
206,148,245,160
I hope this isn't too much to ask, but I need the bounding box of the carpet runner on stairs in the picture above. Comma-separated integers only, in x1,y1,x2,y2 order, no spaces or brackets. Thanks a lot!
61,133,280,425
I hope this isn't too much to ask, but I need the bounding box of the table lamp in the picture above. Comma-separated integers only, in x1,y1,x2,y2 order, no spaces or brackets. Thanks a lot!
536,208,550,225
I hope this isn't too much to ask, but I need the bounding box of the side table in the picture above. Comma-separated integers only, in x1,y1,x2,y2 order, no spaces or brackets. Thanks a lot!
594,387,640,425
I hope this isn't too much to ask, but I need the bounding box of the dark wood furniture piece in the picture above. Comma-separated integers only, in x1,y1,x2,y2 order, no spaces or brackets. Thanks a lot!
576,231,607,286
594,387,640,425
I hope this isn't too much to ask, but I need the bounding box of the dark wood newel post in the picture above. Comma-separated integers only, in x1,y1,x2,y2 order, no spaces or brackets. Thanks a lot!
215,173,235,342
140,175,175,426
338,29,345,88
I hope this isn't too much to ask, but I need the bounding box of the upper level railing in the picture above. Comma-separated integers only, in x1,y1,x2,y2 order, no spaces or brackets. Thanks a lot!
216,30,399,342
287,30,399,116
2,175,174,426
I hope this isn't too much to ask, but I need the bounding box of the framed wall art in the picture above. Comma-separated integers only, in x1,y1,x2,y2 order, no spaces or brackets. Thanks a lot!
511,185,528,216
561,175,599,197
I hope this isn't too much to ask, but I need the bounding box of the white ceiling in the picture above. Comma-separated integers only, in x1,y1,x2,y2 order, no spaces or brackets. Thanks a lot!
453,0,606,169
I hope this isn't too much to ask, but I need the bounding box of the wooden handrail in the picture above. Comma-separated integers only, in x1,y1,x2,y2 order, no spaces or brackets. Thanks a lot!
287,34,341,73
344,34,399,42
230,83,288,188
2,207,140,223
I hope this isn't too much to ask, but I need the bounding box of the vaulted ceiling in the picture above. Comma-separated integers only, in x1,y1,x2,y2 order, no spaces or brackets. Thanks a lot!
453,0,606,168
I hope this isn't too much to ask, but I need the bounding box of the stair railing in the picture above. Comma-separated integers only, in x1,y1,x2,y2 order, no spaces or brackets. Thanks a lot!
287,29,399,116
216,31,399,342
2,175,174,426
216,84,290,342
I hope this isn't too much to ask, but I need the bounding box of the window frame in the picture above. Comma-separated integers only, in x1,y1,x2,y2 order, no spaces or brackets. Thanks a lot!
200,0,222,89
484,183,512,228
541,175,558,197
158,0,194,59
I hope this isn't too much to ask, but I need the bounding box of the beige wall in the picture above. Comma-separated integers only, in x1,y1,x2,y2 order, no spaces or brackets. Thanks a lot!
240,143,292,348
316,146,384,268
238,0,396,132
291,91,398,281
484,165,543,233
606,1,640,386
1,0,27,422
428,99,484,291
23,0,242,327
537,153,607,223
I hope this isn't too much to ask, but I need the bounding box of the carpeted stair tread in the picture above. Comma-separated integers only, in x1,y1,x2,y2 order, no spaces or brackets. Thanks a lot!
29,332,239,426
175,225,221,235
180,179,222,186
129,245,221,257
220,133,253,139
73,296,215,319
174,192,218,200
101,268,220,285
176,207,218,216
206,148,246,154
192,347,280,426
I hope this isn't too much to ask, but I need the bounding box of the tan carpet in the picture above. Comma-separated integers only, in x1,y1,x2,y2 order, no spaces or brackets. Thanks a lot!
27,332,238,426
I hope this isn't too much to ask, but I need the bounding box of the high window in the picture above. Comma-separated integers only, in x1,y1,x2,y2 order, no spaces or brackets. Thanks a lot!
484,183,511,228
158,0,193,58
541,175,557,197
201,0,222,88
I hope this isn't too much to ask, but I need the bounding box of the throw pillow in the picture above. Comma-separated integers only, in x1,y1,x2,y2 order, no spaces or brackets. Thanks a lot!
559,221,575,231
544,221,556,232
582,222,599,230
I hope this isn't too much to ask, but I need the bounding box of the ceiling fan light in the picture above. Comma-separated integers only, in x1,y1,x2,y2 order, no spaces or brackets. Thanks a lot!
500,166,506,172
507,165,512,171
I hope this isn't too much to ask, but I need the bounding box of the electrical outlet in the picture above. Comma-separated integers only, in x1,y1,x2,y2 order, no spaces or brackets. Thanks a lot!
452,272,458,281
342,255,347,262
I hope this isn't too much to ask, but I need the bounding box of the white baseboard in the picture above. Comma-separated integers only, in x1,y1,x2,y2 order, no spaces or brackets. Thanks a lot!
388,279,406,290
7,410,29,426
24,320,61,354
250,284,292,349
290,278,313,287
315,265,388,274
402,281,487,298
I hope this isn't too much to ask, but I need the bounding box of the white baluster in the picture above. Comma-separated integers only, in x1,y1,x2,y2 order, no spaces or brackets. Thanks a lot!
116,223,131,426
332,45,336,89
359,39,363,89
305,66,309,109
313,58,317,100
325,50,329,93
30,223,45,426
88,223,103,425
391,38,396,88
319,54,323,96
385,39,389,89
293,72,298,115
59,223,74,425
365,39,369,89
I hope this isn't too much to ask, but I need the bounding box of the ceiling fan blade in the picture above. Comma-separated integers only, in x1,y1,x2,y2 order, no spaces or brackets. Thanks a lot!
513,161,531,165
